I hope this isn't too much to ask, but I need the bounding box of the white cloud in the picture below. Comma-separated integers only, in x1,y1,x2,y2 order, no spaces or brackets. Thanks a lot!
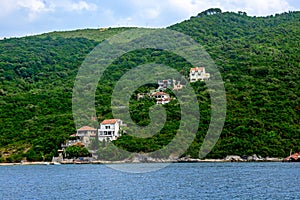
183,0,294,16
165,0,211,15
0,0,97,20
69,0,96,11
143,7,161,19
0,0,51,20
90,0,296,28
17,0,50,13
0,0,298,39
16,0,54,20
0,1,16,18
243,0,292,16
133,0,294,18
0,0,295,23
127,1,161,19
55,0,97,12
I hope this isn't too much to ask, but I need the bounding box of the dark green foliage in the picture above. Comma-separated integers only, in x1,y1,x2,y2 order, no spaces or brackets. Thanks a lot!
170,10,300,158
98,141,130,161
65,145,90,158
0,35,99,161
26,148,43,162
0,11,299,161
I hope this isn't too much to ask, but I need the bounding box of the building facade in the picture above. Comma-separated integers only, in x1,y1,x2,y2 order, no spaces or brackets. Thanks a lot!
76,126,97,145
151,92,171,104
98,119,123,141
157,79,172,91
189,67,210,82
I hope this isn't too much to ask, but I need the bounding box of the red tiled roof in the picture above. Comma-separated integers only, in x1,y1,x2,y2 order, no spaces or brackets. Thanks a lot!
72,142,85,147
290,153,300,160
151,92,167,96
77,126,96,131
190,67,204,72
101,119,119,125
284,152,300,161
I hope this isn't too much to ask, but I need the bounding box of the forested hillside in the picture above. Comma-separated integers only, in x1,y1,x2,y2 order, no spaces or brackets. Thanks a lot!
0,9,299,162
169,9,300,158
0,28,126,162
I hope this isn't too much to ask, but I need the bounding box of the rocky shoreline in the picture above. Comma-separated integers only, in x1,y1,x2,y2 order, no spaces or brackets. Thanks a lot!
0,155,284,166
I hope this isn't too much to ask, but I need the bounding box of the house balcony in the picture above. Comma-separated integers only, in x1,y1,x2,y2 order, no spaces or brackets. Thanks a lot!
98,130,116,136
76,133,86,137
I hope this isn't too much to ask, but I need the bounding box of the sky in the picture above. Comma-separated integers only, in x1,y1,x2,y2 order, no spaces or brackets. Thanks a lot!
0,0,299,39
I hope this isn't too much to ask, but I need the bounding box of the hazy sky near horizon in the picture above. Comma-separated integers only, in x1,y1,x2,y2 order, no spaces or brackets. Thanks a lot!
0,0,299,39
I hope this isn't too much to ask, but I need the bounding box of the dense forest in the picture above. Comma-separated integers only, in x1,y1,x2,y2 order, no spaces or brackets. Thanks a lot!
0,9,299,162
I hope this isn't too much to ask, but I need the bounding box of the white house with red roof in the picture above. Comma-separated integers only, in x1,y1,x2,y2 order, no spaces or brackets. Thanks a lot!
189,67,210,82
98,119,123,141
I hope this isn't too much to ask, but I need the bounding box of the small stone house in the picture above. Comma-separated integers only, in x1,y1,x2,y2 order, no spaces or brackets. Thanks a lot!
76,126,97,145
157,79,172,91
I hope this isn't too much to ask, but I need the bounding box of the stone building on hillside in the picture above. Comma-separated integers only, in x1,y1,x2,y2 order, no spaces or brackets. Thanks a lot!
76,126,97,146
157,79,172,91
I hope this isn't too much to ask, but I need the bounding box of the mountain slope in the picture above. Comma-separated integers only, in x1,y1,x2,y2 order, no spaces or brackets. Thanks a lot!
0,28,130,162
169,10,300,157
0,10,299,162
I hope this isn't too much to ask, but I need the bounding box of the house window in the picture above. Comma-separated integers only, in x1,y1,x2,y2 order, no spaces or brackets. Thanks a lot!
105,126,110,129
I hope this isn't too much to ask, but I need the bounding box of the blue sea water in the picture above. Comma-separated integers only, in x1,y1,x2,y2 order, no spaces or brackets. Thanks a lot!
0,162,300,200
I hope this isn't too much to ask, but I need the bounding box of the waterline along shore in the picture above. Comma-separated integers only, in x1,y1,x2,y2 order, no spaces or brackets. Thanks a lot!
0,156,284,166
